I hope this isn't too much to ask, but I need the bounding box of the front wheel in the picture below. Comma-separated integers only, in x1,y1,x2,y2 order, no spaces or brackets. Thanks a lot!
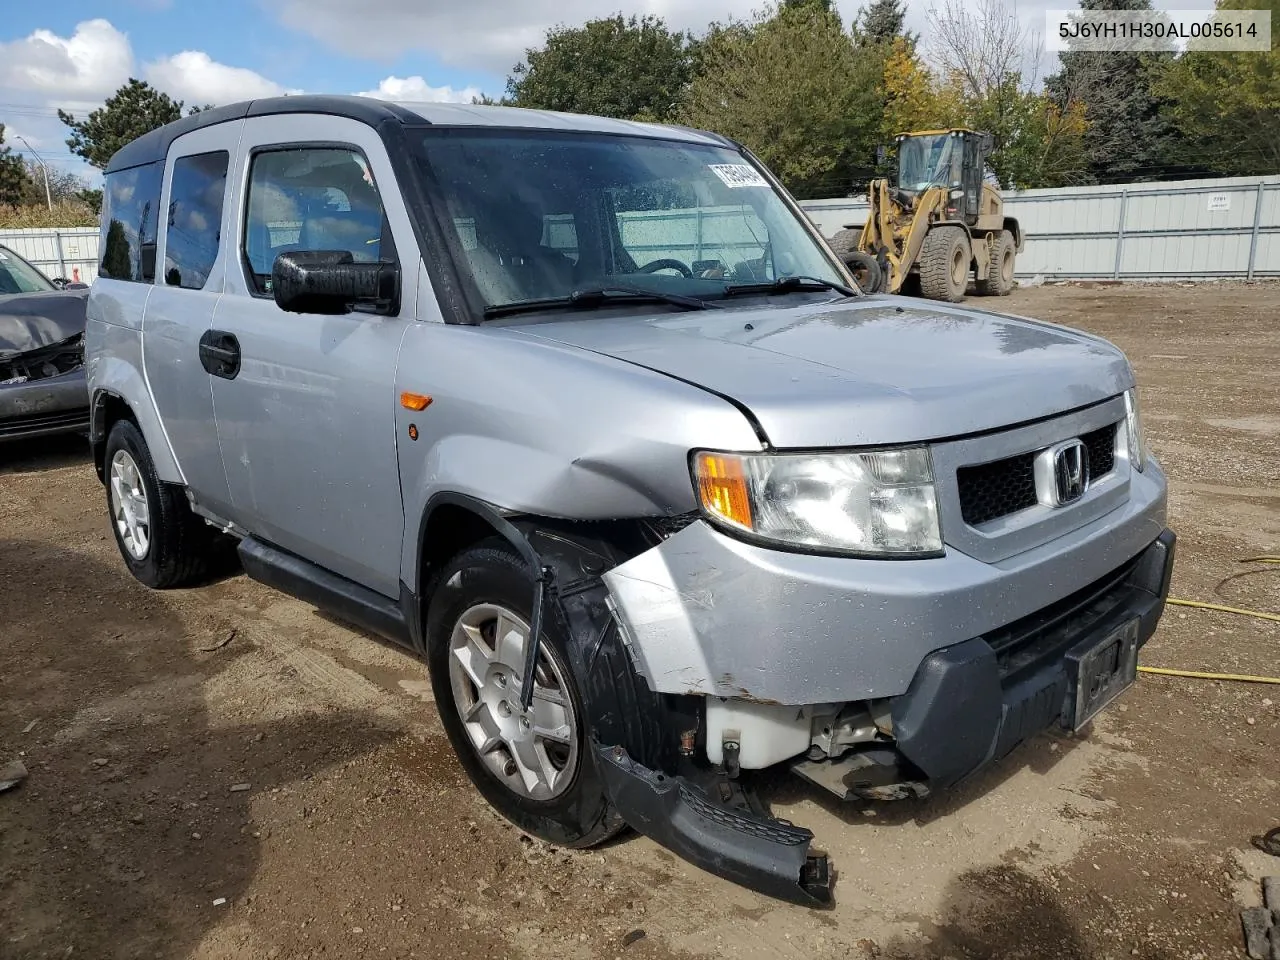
427,540,624,847
919,226,971,302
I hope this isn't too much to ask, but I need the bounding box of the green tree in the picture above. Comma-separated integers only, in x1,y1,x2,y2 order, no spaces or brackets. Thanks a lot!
0,125,32,208
680,4,884,198
59,79,195,170
854,0,918,47
1045,0,1180,182
76,188,104,216
782,0,836,13
101,220,132,278
505,15,697,122
1154,0,1280,176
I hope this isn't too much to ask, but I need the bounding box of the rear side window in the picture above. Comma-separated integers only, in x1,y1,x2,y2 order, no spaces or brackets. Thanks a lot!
100,161,163,283
165,151,229,290
242,147,386,295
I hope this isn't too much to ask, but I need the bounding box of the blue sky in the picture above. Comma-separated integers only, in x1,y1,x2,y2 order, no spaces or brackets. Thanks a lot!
1,0,1202,184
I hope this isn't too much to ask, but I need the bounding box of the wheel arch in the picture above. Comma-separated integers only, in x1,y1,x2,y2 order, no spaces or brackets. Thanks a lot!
1003,217,1023,251
88,355,184,486
91,390,139,483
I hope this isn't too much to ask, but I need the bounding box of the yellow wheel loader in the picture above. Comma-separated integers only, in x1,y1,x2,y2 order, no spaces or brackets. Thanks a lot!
829,129,1024,302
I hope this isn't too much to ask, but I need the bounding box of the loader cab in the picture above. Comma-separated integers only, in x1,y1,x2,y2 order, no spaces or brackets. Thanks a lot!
893,129,993,225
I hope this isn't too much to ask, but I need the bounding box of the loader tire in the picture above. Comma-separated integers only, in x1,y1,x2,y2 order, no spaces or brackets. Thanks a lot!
840,250,883,294
828,228,860,259
976,230,1016,296
919,226,970,302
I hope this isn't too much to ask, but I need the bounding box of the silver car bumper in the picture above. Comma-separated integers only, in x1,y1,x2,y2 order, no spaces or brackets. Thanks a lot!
0,367,90,441
603,458,1168,706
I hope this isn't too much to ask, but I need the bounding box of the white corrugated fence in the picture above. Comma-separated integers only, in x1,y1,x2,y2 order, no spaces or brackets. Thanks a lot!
798,174,1280,280
0,227,100,284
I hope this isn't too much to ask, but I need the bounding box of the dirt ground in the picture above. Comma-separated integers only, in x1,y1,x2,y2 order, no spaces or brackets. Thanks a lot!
2,281,1278,960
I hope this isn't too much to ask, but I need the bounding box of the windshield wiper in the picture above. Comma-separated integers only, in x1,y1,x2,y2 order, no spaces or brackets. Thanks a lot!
483,285,711,320
722,275,858,299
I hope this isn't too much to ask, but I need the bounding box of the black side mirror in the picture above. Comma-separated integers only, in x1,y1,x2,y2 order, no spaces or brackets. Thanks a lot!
272,250,399,315
875,145,888,166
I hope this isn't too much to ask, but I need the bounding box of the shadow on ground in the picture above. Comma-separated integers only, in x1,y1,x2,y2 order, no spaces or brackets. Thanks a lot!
0,539,399,958
877,863,1184,959
0,433,93,473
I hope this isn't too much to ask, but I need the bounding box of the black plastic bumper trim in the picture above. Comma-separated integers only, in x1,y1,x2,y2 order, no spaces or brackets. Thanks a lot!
593,744,832,906
891,528,1176,788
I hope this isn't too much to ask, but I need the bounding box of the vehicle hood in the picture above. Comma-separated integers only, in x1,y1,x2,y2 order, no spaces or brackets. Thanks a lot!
0,290,89,358
514,295,1133,447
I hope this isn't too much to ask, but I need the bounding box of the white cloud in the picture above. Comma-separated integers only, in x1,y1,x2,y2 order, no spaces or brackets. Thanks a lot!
355,75,481,104
275,0,778,72
0,19,133,102
145,50,299,105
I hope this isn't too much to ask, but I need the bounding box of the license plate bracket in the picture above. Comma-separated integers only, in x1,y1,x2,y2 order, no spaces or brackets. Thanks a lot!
1063,618,1140,731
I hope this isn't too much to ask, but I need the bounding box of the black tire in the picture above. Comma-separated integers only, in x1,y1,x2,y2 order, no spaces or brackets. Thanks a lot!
840,250,883,294
918,226,971,302
828,227,860,260
426,540,624,848
975,229,1016,296
103,419,225,589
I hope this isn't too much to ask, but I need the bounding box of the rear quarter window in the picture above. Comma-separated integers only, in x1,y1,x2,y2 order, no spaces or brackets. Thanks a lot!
164,151,230,290
100,161,163,283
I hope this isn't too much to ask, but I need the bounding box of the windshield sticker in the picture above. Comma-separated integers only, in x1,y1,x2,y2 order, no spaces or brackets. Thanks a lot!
709,164,768,188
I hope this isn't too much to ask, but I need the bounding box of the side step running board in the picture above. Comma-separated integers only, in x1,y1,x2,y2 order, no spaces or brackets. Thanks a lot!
237,537,411,647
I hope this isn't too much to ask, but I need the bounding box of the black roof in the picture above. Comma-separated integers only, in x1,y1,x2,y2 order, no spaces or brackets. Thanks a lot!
104,95,425,174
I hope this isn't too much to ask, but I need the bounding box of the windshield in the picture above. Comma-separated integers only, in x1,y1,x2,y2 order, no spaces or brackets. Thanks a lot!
415,130,849,313
897,134,962,193
0,247,55,295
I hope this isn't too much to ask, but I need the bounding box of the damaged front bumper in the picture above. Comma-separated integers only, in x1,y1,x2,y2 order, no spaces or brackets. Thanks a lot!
593,743,833,905
590,528,1175,905
0,366,89,442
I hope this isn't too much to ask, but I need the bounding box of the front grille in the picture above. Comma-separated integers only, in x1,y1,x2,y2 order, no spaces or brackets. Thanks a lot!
957,453,1037,526
0,336,84,385
1083,423,1116,477
957,421,1121,527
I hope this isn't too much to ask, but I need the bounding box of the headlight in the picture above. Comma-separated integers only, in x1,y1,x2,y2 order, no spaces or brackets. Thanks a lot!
1124,388,1146,472
692,447,942,556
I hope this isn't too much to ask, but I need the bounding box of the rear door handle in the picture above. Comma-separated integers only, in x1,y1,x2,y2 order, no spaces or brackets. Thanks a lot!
199,330,241,380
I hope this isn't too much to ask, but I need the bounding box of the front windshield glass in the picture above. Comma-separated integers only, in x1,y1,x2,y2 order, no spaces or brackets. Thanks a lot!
0,247,55,294
415,130,848,312
897,134,961,193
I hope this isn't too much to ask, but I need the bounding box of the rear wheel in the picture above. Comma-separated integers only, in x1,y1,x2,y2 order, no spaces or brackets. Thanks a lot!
104,419,225,588
919,226,971,302
976,230,1016,296
427,540,624,848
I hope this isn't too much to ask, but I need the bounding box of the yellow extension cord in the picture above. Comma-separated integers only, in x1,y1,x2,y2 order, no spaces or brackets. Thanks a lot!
1138,557,1280,685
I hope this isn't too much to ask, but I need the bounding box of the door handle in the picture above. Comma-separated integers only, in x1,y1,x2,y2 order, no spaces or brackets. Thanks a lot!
199,330,241,380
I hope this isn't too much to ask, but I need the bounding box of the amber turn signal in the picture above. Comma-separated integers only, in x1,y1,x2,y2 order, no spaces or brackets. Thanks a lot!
400,392,432,411
693,452,753,530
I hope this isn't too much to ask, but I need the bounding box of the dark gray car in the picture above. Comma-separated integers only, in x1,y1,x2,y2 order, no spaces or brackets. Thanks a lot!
0,244,90,442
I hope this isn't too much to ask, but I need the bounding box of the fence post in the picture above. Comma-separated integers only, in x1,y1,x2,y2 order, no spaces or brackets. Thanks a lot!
1247,182,1265,280
1112,189,1129,280
54,229,67,280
